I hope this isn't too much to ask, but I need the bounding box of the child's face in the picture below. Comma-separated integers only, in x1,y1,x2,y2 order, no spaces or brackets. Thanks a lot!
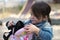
30,13,43,24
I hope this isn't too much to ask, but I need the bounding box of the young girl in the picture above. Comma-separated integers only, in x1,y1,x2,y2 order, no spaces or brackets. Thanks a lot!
5,21,33,40
7,2,53,40
24,2,53,40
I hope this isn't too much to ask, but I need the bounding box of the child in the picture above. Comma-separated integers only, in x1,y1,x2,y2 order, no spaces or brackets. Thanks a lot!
24,2,53,40
3,21,24,40
4,21,33,40
6,2,53,40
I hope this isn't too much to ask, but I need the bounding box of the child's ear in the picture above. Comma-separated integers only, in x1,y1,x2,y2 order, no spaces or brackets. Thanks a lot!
6,21,13,30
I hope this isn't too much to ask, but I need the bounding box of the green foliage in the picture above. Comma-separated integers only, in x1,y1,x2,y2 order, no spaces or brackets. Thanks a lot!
18,5,23,10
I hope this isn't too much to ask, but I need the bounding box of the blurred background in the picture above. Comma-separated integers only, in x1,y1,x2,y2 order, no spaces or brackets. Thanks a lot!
0,0,60,40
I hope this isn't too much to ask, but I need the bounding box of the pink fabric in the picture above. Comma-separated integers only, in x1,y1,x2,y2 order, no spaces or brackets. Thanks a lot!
9,28,33,40
9,35,20,40
15,28,25,36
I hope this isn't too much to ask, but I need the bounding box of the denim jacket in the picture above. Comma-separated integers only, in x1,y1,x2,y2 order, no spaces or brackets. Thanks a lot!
24,20,53,40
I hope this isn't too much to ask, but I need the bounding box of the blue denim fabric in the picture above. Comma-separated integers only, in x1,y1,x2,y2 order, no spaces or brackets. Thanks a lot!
24,20,53,40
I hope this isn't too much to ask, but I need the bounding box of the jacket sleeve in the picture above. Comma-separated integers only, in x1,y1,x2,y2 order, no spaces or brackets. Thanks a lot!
38,26,53,40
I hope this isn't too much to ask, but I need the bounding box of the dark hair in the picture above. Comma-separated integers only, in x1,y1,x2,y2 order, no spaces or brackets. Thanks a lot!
6,21,24,30
31,2,51,24
3,21,24,40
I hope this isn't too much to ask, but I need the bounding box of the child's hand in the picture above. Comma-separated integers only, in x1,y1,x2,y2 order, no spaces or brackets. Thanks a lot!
24,24,40,35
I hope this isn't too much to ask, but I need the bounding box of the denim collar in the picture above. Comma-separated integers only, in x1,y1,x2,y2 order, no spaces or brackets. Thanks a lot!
29,20,46,27
35,20,46,27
